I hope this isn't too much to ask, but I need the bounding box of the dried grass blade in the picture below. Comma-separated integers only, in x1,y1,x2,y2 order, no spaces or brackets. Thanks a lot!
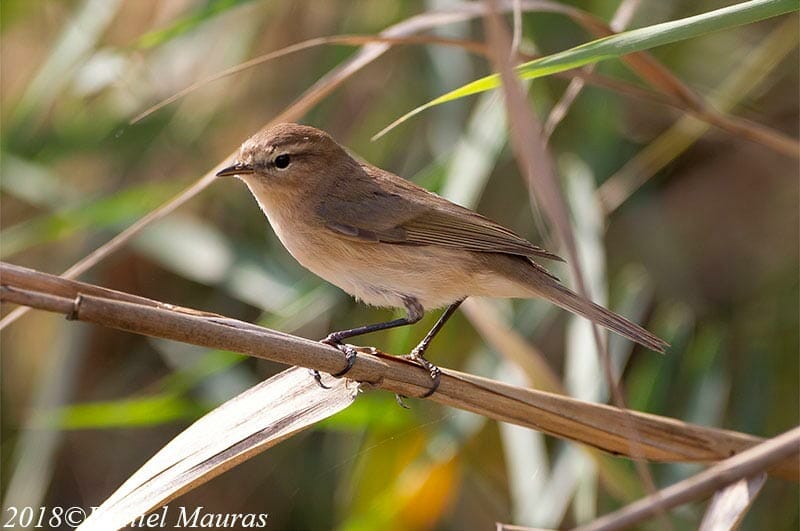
573,426,799,531
77,367,357,531
543,0,640,140
598,16,799,214
698,474,767,531
131,34,488,125
374,0,798,140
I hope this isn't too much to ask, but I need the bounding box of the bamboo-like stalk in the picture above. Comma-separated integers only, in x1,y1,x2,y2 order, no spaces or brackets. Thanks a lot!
572,426,800,531
1,261,797,481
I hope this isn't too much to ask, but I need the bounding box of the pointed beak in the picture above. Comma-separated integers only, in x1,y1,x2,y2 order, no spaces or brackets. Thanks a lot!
216,163,254,177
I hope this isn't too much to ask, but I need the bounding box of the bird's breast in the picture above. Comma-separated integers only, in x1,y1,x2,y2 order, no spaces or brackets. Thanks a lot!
243,178,525,310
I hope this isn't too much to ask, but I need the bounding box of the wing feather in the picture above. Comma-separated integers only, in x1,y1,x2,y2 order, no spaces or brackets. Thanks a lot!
318,162,564,263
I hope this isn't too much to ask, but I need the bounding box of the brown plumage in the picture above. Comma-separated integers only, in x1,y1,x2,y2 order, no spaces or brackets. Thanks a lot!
218,123,668,368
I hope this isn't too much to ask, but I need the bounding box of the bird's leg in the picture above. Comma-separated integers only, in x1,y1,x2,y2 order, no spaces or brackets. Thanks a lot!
313,297,424,387
403,298,464,398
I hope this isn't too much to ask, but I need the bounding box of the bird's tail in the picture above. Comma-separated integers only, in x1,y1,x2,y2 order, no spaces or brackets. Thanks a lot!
534,278,669,353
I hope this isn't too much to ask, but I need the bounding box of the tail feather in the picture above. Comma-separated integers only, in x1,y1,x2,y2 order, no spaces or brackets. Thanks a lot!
537,280,669,353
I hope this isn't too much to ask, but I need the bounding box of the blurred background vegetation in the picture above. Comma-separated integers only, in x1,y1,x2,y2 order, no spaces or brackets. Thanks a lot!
1,1,797,529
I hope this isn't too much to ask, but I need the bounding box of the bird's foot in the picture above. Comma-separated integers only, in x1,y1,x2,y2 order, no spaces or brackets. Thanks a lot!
403,349,441,399
312,335,359,389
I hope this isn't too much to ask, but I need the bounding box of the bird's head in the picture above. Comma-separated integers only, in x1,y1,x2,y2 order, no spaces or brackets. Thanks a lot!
217,123,355,192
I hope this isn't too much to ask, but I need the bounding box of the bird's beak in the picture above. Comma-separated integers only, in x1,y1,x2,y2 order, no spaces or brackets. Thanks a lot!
216,163,255,177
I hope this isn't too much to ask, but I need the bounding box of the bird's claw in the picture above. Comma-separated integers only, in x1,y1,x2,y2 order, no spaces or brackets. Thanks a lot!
318,337,358,380
310,369,332,389
394,394,411,409
403,352,441,399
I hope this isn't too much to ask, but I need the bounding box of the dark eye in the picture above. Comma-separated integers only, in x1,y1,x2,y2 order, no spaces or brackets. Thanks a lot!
274,154,291,169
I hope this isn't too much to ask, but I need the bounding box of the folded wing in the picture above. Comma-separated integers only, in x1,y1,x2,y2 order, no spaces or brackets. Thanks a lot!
318,162,563,263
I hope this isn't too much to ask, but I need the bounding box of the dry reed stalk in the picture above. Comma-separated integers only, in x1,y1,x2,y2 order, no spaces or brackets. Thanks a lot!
2,262,796,481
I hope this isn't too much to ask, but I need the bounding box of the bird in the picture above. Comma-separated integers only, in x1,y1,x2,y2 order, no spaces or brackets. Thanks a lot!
217,123,668,397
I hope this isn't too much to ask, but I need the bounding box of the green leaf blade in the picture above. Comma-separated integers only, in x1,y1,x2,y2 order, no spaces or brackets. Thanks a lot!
374,0,799,139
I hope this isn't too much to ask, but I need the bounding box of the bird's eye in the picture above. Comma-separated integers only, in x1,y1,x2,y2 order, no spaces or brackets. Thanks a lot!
274,154,291,170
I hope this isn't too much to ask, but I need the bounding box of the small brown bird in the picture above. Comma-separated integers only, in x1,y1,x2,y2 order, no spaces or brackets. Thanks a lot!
218,123,668,396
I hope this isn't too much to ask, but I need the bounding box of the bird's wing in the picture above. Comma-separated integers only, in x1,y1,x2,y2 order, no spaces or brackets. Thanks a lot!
317,163,564,263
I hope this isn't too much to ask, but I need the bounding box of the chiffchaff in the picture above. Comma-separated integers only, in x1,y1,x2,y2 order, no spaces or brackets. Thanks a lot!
218,123,668,396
